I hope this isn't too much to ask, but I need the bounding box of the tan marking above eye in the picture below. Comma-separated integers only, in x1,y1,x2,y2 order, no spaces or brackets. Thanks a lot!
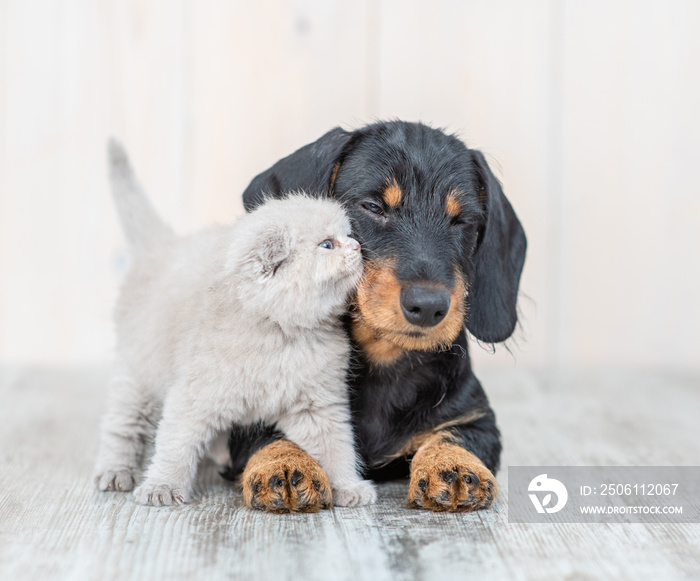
446,190,462,218
328,161,342,198
382,179,403,208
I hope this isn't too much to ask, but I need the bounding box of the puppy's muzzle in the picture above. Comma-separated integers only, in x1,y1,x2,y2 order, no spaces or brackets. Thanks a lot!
400,286,451,328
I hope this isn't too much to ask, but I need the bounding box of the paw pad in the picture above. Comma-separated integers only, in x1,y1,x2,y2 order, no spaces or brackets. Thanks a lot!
241,440,332,513
408,441,498,512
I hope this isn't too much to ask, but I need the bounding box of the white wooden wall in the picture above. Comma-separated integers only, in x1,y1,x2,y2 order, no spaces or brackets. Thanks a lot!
1,0,699,369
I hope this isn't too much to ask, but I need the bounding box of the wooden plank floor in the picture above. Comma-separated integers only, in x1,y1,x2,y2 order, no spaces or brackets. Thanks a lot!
1,366,699,580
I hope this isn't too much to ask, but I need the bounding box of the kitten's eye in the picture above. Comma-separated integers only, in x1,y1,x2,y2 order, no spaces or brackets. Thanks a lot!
362,201,384,216
319,239,335,250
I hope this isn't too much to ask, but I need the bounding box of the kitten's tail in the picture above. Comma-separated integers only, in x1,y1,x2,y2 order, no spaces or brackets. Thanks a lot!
107,137,174,252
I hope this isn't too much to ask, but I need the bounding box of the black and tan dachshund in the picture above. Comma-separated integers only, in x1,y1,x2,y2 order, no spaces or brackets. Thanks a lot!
222,120,527,512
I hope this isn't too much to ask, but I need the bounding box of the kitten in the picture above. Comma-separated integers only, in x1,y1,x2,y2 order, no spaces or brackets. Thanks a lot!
94,139,376,508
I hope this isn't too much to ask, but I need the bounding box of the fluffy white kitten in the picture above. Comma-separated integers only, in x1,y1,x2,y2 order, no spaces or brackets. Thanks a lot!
94,140,376,508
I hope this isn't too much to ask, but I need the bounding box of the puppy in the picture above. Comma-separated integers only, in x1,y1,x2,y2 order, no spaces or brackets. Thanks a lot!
94,140,376,509
225,121,527,513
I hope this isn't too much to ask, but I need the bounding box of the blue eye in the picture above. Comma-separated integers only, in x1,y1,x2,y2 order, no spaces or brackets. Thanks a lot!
319,239,334,249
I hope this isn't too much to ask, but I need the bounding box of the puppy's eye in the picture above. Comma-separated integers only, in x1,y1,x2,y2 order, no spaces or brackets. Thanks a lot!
362,202,384,216
318,239,335,250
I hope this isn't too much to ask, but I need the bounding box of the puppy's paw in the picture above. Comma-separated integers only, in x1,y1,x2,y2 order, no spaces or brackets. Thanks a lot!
132,480,188,507
332,480,377,507
95,468,137,492
408,432,497,512
242,440,332,513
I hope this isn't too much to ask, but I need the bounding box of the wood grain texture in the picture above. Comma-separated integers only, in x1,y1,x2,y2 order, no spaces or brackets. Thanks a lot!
1,366,699,580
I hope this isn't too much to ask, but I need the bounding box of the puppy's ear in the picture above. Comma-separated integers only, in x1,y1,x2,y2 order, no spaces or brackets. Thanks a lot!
248,224,293,282
465,150,527,343
242,127,354,211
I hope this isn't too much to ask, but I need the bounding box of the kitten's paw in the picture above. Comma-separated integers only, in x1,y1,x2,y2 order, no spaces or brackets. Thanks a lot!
133,480,188,507
95,468,137,492
333,480,377,507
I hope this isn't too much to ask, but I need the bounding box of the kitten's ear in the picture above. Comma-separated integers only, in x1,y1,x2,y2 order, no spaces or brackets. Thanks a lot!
248,224,292,281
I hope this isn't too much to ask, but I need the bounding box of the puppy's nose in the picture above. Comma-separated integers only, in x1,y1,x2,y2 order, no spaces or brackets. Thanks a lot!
400,286,450,328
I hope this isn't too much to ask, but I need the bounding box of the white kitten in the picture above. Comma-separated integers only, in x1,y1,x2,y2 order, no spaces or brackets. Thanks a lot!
94,139,376,508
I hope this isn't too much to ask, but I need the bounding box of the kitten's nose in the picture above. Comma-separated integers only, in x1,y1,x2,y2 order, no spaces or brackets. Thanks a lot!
343,237,361,252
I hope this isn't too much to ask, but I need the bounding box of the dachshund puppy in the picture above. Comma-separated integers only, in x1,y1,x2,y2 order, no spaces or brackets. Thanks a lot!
224,121,526,512
94,140,376,510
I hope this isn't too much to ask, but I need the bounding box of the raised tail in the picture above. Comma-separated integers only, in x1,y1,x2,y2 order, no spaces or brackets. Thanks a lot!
107,138,174,251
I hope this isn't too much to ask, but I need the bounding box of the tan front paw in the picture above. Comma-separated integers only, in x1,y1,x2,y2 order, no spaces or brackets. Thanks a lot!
408,432,497,512
242,440,332,513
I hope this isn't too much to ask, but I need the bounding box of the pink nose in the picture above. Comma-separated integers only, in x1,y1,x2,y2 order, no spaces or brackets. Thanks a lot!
347,239,361,252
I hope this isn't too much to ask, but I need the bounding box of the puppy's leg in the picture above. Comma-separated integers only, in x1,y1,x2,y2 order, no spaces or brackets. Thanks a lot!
132,390,221,507
408,427,498,512
94,372,157,492
278,404,376,508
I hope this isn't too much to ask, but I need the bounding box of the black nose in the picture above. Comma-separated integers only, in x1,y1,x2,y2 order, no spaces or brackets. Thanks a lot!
400,286,451,328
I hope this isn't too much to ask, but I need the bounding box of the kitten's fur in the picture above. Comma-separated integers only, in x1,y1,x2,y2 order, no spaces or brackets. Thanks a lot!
94,140,376,508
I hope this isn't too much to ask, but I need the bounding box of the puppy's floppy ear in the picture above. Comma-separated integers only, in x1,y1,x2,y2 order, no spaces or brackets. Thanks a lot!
247,224,293,282
242,127,354,211
465,150,527,343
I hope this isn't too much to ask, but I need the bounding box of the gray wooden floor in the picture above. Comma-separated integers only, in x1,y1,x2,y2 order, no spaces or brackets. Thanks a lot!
1,366,699,581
